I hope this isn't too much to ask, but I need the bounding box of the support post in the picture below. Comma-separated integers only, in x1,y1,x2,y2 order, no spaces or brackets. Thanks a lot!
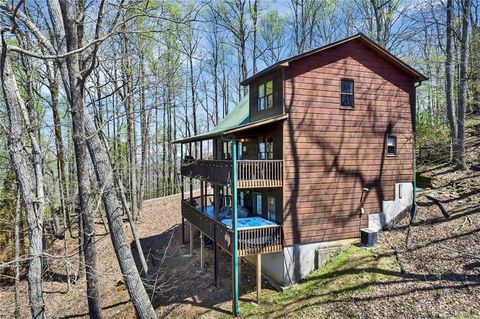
256,254,262,303
189,142,193,202
189,222,193,257
200,231,204,269
200,141,204,210
230,138,239,316
181,143,185,244
213,225,218,287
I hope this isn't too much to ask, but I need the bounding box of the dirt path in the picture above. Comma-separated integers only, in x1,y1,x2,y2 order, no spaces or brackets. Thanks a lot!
0,193,261,318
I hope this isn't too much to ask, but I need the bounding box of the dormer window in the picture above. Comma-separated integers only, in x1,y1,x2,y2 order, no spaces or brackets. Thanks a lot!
258,80,273,111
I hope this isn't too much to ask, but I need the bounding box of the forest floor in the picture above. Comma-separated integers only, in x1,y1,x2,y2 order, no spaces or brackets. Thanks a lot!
0,119,479,319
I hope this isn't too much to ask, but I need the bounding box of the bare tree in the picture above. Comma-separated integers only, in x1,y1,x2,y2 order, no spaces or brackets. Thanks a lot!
1,31,46,319
454,0,473,168
211,0,250,97
52,0,103,316
446,0,458,161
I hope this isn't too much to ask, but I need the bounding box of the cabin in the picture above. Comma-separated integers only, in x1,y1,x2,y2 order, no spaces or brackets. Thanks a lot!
173,33,426,314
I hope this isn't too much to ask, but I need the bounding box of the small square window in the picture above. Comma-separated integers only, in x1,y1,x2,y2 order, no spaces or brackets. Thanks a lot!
387,136,397,156
340,79,354,108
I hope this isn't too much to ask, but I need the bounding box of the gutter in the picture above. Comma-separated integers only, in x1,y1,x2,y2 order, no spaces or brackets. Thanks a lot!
411,81,423,223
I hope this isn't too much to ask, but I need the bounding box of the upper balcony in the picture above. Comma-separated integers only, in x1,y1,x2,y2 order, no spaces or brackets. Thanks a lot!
181,159,283,188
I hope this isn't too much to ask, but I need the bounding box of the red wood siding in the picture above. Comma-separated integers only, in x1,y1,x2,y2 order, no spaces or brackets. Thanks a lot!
283,38,414,245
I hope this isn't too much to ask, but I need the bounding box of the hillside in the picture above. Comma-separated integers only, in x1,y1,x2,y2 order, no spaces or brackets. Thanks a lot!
0,119,479,319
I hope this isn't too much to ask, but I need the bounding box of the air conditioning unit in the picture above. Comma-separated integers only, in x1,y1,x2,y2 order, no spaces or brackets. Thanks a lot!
360,228,378,247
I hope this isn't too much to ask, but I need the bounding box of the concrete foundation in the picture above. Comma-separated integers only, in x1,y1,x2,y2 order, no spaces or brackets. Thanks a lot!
369,182,413,230
248,182,413,288
251,238,357,287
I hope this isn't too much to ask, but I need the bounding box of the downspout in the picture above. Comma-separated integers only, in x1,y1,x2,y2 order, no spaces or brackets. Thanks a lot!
221,134,239,316
411,81,423,220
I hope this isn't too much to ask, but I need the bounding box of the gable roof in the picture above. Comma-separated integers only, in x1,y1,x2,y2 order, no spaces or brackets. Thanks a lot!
240,33,427,85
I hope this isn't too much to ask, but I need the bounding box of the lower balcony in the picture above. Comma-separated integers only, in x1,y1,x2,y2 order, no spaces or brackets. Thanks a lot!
181,159,283,188
181,196,283,257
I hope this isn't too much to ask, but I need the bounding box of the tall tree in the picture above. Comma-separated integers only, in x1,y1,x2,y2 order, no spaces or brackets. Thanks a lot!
120,30,139,220
1,31,46,319
211,0,250,97
454,0,473,168
446,0,458,161
53,0,102,316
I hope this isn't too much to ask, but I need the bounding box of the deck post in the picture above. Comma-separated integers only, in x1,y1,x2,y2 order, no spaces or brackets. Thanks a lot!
200,231,204,269
200,141,204,210
189,142,193,201
230,138,239,316
256,254,261,303
213,225,218,287
181,143,185,244
189,222,193,257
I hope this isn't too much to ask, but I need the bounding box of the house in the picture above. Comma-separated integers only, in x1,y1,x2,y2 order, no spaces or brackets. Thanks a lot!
173,33,426,314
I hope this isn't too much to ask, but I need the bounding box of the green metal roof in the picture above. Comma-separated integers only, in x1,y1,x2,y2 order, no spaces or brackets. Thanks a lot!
173,94,249,143
213,94,250,131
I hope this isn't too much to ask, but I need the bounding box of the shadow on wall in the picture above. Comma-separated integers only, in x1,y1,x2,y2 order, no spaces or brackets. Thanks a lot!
283,39,414,282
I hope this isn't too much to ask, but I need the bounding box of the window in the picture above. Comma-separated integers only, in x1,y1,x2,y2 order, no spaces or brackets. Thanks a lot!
222,141,232,160
258,80,273,111
239,191,245,206
237,140,244,160
253,192,262,216
387,136,397,156
268,197,276,222
340,79,354,108
258,137,273,160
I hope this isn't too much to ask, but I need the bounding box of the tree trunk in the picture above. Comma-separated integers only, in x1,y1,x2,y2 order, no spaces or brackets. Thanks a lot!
446,0,458,162
1,34,46,319
14,191,21,319
84,110,157,319
251,0,258,74
56,0,103,316
454,0,472,169
138,54,151,213
48,61,70,235
121,32,139,220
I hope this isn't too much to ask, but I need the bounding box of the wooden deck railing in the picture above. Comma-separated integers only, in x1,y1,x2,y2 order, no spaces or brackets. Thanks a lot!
181,160,232,185
237,160,283,188
181,197,283,256
237,224,283,256
181,159,282,188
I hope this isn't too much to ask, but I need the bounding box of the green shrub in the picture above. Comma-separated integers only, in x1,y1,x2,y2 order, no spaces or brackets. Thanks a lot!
416,110,450,148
